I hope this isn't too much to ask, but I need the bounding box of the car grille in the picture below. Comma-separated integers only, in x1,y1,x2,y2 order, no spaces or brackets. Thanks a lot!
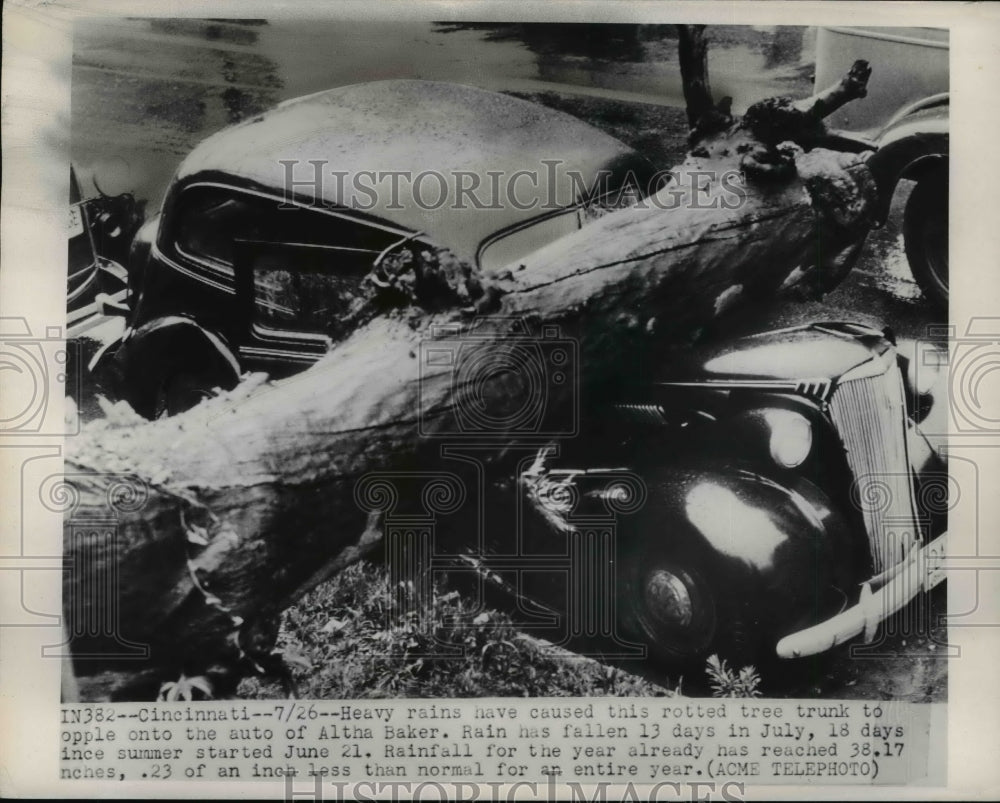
828,355,921,573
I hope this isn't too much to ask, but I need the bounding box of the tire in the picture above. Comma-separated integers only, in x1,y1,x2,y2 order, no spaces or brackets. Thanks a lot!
619,532,761,672
903,168,949,309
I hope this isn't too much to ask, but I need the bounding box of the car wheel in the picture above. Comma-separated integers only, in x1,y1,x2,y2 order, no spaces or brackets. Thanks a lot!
903,167,948,309
620,535,760,671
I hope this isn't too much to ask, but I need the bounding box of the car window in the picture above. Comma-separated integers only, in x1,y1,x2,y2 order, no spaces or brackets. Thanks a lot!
478,209,581,273
477,185,642,273
174,186,404,272
245,243,370,335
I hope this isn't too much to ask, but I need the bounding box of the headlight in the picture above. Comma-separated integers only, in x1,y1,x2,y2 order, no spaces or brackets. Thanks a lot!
762,409,813,468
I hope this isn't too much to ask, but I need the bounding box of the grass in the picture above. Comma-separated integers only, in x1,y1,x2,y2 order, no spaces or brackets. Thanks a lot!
239,561,673,699
705,654,763,699
238,561,768,700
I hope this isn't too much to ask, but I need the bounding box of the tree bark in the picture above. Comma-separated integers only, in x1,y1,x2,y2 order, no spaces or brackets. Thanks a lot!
677,24,714,131
63,62,876,700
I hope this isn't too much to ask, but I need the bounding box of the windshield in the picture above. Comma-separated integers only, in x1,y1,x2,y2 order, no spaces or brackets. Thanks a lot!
173,185,408,272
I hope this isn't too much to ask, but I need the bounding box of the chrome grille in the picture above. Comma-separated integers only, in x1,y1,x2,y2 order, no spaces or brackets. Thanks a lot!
828,353,920,573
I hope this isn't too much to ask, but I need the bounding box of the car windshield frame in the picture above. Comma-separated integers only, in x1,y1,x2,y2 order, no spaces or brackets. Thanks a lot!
476,181,647,273
167,180,419,279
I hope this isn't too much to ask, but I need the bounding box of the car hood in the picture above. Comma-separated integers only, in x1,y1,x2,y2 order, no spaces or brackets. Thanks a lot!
173,80,651,264
655,322,894,385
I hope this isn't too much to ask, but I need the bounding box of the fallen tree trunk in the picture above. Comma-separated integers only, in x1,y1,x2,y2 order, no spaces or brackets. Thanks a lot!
64,61,877,700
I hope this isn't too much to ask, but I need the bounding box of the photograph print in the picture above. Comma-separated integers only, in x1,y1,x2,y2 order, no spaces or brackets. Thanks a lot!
61,19,950,704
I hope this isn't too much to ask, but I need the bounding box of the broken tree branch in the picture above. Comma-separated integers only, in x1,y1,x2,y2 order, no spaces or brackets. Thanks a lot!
794,59,872,120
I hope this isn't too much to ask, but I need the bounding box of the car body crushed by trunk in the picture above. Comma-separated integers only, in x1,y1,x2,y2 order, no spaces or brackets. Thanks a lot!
513,320,947,668
92,80,657,418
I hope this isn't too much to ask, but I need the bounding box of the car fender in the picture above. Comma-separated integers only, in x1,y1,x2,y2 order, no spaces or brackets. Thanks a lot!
109,315,241,417
523,461,861,641
868,96,949,223
87,332,125,375
647,464,856,567
640,465,866,643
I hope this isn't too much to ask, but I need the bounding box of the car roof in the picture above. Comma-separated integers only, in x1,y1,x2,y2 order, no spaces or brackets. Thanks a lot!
173,80,652,264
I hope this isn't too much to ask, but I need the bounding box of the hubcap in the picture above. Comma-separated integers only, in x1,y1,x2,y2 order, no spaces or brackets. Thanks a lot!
644,569,694,628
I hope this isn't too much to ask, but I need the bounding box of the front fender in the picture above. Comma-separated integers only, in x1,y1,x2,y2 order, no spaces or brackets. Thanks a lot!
522,460,862,642
651,466,857,574
867,99,949,223
87,332,124,375
111,315,241,418
645,466,864,644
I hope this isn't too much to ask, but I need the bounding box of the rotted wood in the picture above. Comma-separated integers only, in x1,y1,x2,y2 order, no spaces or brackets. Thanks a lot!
64,60,877,700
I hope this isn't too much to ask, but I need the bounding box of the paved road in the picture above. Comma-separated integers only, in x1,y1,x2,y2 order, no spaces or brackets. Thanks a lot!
68,18,947,701
71,20,812,203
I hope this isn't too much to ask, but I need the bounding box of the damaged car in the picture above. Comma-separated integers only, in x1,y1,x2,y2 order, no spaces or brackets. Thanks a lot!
514,320,948,668
91,79,656,418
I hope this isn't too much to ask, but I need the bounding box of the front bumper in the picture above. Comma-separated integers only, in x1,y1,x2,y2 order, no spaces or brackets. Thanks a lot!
776,532,946,658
